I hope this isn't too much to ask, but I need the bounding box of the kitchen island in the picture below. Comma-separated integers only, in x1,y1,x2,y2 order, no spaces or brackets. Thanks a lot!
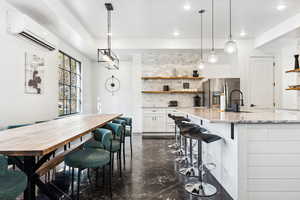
177,108,300,200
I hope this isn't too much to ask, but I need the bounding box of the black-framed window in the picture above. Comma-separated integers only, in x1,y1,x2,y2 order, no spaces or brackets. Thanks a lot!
58,51,82,116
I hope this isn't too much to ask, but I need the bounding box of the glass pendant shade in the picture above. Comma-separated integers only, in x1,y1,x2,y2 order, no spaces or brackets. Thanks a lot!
102,54,111,62
224,39,237,54
208,51,218,63
198,61,205,70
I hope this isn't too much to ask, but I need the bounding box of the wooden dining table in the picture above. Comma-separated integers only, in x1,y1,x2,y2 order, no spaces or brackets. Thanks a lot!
0,113,121,200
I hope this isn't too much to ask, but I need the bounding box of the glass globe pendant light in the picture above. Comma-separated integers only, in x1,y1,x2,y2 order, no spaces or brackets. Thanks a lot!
208,0,218,63
224,0,237,54
198,9,206,70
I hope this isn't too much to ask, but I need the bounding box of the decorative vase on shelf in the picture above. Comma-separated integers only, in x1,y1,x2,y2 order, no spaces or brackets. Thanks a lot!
295,54,299,69
193,70,199,77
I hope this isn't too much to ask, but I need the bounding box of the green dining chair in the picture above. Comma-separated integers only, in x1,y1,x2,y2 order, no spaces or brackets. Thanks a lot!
0,154,28,200
83,128,113,150
64,143,112,200
103,123,123,177
117,117,133,158
112,119,127,169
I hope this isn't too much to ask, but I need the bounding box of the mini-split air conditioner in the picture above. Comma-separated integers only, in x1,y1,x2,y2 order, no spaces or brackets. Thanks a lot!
7,11,58,51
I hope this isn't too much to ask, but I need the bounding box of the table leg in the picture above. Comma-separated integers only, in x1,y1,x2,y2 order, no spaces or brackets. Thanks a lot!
23,156,36,200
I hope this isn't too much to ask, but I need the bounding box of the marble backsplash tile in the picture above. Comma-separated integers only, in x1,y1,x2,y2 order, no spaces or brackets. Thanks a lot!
142,52,204,107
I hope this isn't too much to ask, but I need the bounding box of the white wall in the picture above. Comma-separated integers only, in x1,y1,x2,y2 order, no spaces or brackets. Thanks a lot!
0,0,93,127
92,56,143,132
258,38,300,110
280,40,300,109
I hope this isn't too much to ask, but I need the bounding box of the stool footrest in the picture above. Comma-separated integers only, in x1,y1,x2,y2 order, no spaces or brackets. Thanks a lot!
185,182,217,197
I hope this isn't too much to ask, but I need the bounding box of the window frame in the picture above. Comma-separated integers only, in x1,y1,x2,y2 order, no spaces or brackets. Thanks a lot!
58,50,82,117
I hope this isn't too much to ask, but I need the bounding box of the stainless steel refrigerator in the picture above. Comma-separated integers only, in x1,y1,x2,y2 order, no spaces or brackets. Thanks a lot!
203,78,240,108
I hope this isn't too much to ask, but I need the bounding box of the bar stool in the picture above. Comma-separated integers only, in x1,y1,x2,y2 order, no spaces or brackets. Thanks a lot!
184,128,222,197
0,154,28,200
177,122,202,177
174,119,196,163
170,116,191,156
167,114,180,149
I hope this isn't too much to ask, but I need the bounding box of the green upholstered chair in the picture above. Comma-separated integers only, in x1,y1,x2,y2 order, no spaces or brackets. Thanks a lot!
83,139,104,149
83,128,113,150
0,154,27,200
103,123,123,177
64,146,112,200
117,117,133,158
112,119,127,169
93,128,112,142
6,124,32,167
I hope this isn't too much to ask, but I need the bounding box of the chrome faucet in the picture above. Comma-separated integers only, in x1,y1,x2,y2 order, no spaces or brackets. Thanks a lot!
229,89,244,112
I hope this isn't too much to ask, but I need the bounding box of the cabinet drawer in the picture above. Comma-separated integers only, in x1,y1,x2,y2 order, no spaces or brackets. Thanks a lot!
143,109,165,114
166,124,176,132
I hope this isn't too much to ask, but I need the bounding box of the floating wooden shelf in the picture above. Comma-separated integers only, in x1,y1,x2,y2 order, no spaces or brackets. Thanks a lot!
286,68,300,73
142,90,204,94
142,76,205,80
286,87,300,91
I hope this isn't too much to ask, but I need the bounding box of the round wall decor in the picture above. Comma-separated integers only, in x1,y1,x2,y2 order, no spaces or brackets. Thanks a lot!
105,75,120,95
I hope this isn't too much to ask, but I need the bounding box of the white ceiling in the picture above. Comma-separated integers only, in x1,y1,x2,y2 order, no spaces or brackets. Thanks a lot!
6,0,300,40
60,0,300,39
5,0,300,59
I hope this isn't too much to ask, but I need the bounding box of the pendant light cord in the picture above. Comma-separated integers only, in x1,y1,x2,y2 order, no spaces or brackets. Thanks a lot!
201,11,203,60
211,0,215,52
107,9,111,52
229,0,232,40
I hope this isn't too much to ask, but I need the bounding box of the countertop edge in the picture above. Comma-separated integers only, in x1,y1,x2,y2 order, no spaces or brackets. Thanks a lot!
178,110,300,124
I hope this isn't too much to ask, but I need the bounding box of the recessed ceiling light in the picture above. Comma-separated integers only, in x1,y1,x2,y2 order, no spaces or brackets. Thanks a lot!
277,3,287,11
183,3,191,11
173,31,180,37
240,30,247,37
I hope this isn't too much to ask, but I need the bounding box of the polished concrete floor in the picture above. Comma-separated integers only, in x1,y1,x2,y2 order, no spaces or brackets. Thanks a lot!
67,134,233,200
37,134,232,200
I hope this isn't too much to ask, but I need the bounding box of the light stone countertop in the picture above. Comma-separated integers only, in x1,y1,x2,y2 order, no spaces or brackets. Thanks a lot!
177,107,300,124
142,106,198,109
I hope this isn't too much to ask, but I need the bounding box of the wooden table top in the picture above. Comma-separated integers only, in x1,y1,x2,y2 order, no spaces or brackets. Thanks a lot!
0,114,121,156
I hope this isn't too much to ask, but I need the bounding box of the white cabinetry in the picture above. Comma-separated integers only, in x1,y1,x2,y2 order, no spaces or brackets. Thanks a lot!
143,108,186,133
143,109,166,132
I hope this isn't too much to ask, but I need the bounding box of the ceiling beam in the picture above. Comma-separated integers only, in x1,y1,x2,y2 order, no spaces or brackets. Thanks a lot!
255,12,300,49
96,38,229,50
41,0,96,59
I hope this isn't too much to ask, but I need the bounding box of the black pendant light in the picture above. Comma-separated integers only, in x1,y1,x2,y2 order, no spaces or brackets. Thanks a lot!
198,9,205,69
97,3,119,70
224,0,237,54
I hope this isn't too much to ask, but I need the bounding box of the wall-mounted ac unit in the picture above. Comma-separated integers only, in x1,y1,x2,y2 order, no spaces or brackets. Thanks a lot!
7,11,58,51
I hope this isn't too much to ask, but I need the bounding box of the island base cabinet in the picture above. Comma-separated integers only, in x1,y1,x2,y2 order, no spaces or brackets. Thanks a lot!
238,124,300,200
197,120,239,200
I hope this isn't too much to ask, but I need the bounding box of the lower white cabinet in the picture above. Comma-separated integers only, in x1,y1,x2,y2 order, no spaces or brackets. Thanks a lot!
143,108,185,133
143,112,166,132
